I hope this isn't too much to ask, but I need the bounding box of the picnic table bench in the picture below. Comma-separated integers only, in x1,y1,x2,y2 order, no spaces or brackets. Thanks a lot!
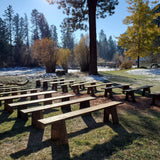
50,80,74,91
0,86,20,92
8,94,75,119
38,101,122,145
71,81,97,94
21,96,95,129
0,90,57,113
36,78,65,88
0,88,41,96
124,85,153,102
86,83,113,96
103,84,131,98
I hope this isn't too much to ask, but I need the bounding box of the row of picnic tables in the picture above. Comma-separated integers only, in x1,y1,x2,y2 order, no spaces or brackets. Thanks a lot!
0,78,160,146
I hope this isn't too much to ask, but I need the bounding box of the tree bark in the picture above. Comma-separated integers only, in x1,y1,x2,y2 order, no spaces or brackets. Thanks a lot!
137,55,140,68
88,0,98,75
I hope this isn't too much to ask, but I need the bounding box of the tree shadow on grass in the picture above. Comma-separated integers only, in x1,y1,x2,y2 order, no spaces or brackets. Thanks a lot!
0,110,16,124
10,127,71,160
0,117,29,140
71,123,142,160
10,116,142,160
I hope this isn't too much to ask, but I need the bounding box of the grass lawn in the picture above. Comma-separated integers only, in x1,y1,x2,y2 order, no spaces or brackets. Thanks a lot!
0,70,160,160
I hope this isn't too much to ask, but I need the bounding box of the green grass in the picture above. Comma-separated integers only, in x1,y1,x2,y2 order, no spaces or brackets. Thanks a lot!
0,70,160,160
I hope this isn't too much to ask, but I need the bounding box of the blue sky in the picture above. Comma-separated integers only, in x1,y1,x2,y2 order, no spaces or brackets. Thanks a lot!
0,0,129,43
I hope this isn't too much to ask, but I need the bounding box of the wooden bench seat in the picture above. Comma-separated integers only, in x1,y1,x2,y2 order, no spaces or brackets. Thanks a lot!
21,97,95,129
38,101,122,145
0,86,20,93
103,84,130,98
50,80,74,91
86,83,113,96
124,85,153,102
0,90,57,113
0,88,40,96
9,94,74,119
71,81,97,94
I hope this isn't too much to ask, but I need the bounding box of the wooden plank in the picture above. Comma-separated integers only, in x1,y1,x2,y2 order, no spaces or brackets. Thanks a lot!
21,97,96,114
9,94,75,107
0,90,57,101
38,101,122,125
0,88,40,96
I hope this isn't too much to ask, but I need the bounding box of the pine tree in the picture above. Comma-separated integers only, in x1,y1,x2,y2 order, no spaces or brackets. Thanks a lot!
46,0,118,75
118,0,160,68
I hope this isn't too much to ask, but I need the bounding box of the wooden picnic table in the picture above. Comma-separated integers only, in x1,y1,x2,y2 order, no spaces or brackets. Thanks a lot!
86,83,113,96
124,85,153,102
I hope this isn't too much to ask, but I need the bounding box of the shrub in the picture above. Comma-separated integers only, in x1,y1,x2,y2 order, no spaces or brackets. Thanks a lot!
120,60,133,70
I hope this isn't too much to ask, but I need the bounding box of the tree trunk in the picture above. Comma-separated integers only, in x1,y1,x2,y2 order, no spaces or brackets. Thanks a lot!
45,63,56,73
88,0,98,75
137,56,140,68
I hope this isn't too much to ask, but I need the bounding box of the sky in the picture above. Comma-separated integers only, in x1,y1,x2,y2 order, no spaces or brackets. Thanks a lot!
0,0,129,43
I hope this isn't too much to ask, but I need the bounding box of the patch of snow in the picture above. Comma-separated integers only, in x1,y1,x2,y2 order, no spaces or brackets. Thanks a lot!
126,69,160,76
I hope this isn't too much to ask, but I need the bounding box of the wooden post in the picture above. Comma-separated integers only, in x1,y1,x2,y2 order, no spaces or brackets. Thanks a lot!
80,100,90,109
51,120,68,145
52,83,58,91
104,106,119,124
104,88,112,98
43,81,48,90
30,90,38,100
44,93,52,105
61,85,68,93
73,86,80,95
36,80,41,88
61,97,71,112
4,99,13,113
18,105,28,120
32,110,44,129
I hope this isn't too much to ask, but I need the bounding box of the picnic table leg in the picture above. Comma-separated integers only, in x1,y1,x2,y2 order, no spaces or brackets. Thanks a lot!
61,97,71,112
43,81,48,90
125,92,129,101
122,86,129,94
44,93,52,105
4,99,13,113
110,106,119,124
51,120,68,145
52,83,58,91
151,95,156,105
62,85,68,93
104,88,112,98
18,105,28,120
80,100,90,109
103,106,119,124
32,110,44,129
36,80,41,88
73,86,79,95
142,87,150,96
131,91,136,102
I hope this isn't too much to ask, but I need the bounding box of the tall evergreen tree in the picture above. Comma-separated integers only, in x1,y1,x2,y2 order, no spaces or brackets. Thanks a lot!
24,13,30,47
98,29,108,60
50,25,58,43
3,5,14,45
38,13,51,39
46,0,119,75
61,26,74,50
0,17,11,67
31,9,40,42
